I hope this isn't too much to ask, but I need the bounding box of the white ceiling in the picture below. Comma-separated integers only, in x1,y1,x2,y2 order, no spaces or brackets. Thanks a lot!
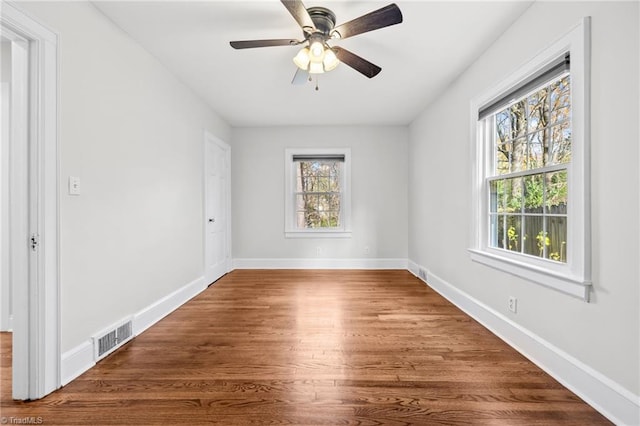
93,1,533,127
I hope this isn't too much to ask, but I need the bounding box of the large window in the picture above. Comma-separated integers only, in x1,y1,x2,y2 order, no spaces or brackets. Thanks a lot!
285,148,351,238
469,19,591,300
488,65,570,262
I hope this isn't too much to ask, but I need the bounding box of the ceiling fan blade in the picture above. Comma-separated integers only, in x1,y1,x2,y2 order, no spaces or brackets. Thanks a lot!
333,47,381,79
331,3,402,40
281,0,315,32
230,39,300,49
291,67,309,85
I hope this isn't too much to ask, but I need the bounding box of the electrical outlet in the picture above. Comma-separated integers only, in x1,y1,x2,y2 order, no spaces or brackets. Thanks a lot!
364,246,370,255
316,246,322,257
508,296,517,313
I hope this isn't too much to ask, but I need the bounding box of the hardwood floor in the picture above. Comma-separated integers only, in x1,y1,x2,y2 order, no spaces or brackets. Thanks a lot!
1,270,610,425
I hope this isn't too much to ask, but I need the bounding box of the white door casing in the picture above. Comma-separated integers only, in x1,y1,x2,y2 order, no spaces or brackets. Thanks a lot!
1,41,13,332
204,132,231,285
1,3,60,400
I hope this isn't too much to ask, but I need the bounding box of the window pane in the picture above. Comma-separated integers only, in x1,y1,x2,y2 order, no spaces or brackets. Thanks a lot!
319,194,337,212
497,143,512,175
306,194,319,209
496,110,511,144
491,214,505,249
301,175,315,191
505,215,521,252
523,216,544,258
528,130,545,169
325,211,339,227
545,171,567,214
299,162,311,177
317,176,329,192
306,210,320,228
295,194,305,211
296,211,306,228
524,174,544,213
490,180,500,213
527,87,549,132
509,100,527,139
550,75,571,124
546,216,567,262
511,137,527,172
505,177,522,213
549,122,571,165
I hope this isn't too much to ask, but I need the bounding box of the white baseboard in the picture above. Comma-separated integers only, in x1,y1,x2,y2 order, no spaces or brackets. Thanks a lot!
133,276,206,336
408,260,640,426
232,258,408,270
60,275,207,387
60,340,94,386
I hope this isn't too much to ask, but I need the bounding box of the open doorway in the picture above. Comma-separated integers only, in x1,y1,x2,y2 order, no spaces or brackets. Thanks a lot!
1,3,59,400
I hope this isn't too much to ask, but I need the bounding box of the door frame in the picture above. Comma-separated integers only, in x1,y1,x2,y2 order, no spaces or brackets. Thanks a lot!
1,3,60,400
203,131,231,284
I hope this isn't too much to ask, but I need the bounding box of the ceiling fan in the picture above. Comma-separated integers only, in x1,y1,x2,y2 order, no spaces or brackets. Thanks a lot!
230,0,403,85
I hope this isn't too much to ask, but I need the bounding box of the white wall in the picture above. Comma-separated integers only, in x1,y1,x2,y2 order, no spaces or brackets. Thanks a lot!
17,2,231,352
232,126,408,263
409,0,638,401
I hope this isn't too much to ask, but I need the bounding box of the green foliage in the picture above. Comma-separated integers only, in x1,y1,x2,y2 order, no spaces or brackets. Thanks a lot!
507,226,518,251
536,230,550,256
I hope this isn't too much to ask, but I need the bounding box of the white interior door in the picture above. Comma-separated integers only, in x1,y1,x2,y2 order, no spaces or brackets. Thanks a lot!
204,132,230,284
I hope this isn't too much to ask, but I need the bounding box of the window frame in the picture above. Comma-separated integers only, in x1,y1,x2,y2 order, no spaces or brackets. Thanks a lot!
284,148,352,238
469,18,591,301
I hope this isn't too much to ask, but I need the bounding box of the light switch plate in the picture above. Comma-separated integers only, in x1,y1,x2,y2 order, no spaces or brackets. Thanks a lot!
69,176,81,195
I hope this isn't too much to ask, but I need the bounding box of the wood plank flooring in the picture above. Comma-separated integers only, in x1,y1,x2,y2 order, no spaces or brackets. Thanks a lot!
1,270,610,425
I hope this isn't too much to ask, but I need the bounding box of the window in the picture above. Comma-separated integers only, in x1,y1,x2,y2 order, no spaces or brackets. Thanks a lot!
285,148,351,238
487,62,570,262
469,19,591,300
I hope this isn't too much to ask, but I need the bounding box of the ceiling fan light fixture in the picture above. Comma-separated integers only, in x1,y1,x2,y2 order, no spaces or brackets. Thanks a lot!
230,1,404,82
293,47,310,70
323,48,339,71
309,40,324,60
309,61,325,74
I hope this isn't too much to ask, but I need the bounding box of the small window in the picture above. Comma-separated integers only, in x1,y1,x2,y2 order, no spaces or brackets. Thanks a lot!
469,19,591,300
285,148,351,238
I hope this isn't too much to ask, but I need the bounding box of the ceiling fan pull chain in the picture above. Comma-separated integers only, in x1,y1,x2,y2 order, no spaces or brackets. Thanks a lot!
315,75,319,91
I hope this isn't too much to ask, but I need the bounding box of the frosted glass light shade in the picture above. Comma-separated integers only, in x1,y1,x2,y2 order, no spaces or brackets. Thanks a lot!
309,41,324,61
309,61,324,74
293,48,310,70
323,48,339,71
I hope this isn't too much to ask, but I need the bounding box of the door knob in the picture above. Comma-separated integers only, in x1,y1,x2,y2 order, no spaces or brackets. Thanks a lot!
208,218,215,223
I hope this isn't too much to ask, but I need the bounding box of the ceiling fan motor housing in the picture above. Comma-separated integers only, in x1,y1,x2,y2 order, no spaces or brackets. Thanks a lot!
306,7,336,36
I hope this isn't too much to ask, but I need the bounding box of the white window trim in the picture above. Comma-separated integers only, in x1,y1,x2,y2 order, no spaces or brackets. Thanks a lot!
284,148,352,238
469,17,591,301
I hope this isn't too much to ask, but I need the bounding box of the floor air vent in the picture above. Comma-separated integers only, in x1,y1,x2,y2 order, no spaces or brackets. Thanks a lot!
418,268,427,281
93,317,134,361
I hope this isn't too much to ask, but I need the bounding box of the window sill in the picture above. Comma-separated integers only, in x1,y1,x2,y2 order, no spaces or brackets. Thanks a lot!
285,230,352,239
468,248,591,301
